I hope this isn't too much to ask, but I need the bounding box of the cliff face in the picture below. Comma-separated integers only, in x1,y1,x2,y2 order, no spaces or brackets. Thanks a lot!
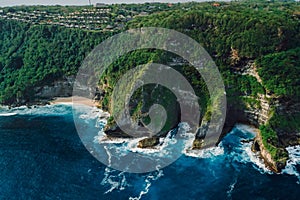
0,4,298,174
11,76,75,106
252,130,288,173
234,61,272,126
234,60,300,173
100,65,181,140
34,76,74,100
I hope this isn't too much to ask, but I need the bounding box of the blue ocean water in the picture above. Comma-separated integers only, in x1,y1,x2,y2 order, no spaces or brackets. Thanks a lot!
0,104,299,200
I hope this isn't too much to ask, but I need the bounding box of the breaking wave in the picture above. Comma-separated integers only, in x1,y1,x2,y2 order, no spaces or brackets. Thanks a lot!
0,104,73,116
282,145,300,184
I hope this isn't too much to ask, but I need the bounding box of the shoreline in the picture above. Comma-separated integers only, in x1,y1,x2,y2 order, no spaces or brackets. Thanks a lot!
50,96,99,107
0,96,99,110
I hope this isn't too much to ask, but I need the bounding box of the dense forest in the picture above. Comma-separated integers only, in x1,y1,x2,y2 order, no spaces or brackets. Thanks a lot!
0,20,114,104
125,0,300,163
0,1,300,165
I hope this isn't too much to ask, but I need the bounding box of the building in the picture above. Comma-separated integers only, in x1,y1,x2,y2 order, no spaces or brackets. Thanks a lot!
213,3,221,7
94,3,107,8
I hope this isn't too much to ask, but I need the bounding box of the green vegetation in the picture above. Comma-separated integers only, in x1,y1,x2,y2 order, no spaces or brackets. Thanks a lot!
0,19,113,104
260,125,288,163
0,1,299,155
128,1,300,60
269,112,300,133
127,0,300,116
256,48,300,99
98,50,209,135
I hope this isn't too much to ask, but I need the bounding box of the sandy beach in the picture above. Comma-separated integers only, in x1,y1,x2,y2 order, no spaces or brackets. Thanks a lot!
51,96,98,107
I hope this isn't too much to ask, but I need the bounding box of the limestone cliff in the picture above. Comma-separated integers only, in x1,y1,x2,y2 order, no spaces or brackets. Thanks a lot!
252,129,288,173
34,76,74,100
232,61,298,172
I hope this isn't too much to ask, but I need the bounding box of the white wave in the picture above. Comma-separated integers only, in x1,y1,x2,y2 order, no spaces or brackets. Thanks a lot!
227,177,237,199
95,135,129,144
182,131,225,159
101,168,128,194
228,124,272,174
179,122,225,159
134,123,192,157
235,124,257,137
282,145,300,184
76,106,110,126
0,113,17,117
129,168,164,200
78,107,110,120
241,142,272,174
185,145,225,159
4,104,72,116
103,145,113,167
96,123,192,158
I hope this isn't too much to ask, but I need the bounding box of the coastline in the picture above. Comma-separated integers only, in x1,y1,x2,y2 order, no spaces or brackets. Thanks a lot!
0,96,295,174
233,124,291,173
51,96,99,107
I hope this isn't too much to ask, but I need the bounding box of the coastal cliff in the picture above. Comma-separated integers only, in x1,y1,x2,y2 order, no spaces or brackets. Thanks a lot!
34,76,74,100
229,60,298,173
252,129,288,173
7,76,75,107
0,2,299,173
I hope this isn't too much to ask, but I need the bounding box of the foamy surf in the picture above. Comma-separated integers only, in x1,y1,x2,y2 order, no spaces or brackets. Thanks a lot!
227,125,272,174
2,104,73,116
241,142,273,174
101,168,128,194
0,113,17,117
227,177,237,199
185,145,225,159
129,168,164,200
235,124,257,137
282,145,300,184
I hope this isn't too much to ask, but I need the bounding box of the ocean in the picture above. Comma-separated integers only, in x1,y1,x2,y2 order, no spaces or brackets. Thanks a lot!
0,104,299,199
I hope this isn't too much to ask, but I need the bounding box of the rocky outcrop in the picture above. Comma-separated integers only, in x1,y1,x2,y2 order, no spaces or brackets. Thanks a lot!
235,61,273,126
101,58,296,173
243,94,272,126
137,137,160,148
229,60,292,173
34,76,74,100
105,124,132,138
252,130,288,173
193,138,204,149
10,76,75,106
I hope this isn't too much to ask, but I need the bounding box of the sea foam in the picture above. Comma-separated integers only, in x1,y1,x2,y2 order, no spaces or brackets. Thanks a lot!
282,145,300,184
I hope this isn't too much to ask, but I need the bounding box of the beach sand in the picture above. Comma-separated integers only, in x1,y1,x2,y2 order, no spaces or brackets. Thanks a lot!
51,96,98,107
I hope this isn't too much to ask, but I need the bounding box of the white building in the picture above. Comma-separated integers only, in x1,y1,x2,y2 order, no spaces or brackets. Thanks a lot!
94,3,107,8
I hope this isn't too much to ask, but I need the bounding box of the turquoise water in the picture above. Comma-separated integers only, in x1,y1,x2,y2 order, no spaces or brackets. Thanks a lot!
0,104,299,199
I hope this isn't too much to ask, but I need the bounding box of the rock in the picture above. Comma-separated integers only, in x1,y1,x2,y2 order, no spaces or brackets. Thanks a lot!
105,124,132,138
252,130,288,173
241,138,254,144
35,76,74,99
192,138,204,149
137,137,159,148
252,140,260,152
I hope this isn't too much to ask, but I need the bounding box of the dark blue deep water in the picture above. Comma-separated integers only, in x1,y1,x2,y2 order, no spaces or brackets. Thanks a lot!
0,105,299,200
